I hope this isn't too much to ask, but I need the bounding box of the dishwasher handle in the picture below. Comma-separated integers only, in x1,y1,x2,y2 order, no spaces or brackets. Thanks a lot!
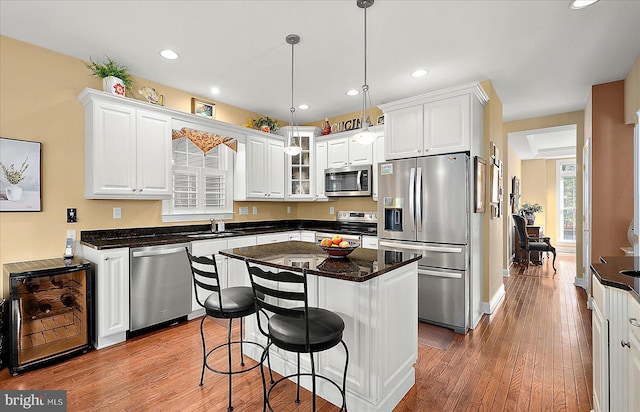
132,245,190,258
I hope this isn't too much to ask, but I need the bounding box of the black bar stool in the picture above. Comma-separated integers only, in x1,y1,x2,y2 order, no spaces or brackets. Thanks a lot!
186,249,264,412
245,260,349,411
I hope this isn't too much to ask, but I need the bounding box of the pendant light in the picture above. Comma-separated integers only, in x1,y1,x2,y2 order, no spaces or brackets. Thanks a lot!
283,34,303,156
353,0,378,145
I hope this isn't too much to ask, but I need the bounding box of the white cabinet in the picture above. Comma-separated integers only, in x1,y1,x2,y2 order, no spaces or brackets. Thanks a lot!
300,231,316,243
380,82,488,160
592,274,609,412
82,246,129,349
372,134,385,200
326,135,373,168
361,235,378,250
227,236,257,287
315,140,328,199
246,134,285,199
190,239,229,317
278,126,320,200
256,232,289,245
628,295,640,412
79,88,172,199
287,231,301,241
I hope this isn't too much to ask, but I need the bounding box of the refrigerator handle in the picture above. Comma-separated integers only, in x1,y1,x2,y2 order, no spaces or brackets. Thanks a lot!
409,167,416,231
416,167,422,232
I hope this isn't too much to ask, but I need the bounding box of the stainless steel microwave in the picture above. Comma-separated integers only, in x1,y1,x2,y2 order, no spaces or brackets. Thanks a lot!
325,164,372,197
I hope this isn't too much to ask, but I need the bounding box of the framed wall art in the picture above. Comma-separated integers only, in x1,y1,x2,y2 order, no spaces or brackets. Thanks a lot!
191,98,216,119
0,137,42,212
474,156,486,213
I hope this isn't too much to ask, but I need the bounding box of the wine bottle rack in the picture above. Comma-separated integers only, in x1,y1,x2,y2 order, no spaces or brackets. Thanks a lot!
5,258,93,375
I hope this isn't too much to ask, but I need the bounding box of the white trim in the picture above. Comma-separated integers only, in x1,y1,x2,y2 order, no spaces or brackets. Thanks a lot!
574,274,589,291
556,158,577,243
481,283,506,314
502,268,510,277
162,212,233,223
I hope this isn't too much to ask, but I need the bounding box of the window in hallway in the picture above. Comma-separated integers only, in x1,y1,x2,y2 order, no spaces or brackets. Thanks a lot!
557,159,577,242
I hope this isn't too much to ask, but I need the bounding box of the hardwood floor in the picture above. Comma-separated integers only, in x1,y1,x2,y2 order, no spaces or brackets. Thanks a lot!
0,254,591,411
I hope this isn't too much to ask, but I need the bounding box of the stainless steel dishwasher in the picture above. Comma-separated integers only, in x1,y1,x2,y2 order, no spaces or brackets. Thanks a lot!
129,243,192,332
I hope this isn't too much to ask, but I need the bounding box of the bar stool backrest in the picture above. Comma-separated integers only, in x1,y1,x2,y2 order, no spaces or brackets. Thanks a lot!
186,248,224,314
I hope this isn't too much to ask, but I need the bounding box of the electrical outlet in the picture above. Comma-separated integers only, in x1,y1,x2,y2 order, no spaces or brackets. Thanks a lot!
287,206,292,214
66,230,76,241
113,207,122,219
252,206,258,215
329,207,335,215
67,208,77,223
239,207,249,215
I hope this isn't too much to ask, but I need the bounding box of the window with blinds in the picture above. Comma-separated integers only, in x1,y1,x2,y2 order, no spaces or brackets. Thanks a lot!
167,137,232,216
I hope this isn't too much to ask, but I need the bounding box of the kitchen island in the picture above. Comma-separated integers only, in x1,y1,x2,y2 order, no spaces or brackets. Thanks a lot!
220,241,420,412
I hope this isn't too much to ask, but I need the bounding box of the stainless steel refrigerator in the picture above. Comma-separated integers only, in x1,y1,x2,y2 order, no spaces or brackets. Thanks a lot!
377,154,469,333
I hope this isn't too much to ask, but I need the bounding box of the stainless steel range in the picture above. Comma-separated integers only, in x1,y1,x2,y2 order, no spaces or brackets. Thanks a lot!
314,211,378,245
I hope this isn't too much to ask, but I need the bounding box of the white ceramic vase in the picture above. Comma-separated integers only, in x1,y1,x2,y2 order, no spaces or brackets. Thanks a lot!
628,221,635,247
6,185,22,201
103,76,126,96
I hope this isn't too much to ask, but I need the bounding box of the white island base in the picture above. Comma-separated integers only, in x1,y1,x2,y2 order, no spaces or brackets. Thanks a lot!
238,261,418,412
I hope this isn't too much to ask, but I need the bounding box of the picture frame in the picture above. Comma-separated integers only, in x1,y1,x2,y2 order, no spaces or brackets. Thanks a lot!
490,163,500,204
0,137,42,212
191,98,216,119
474,156,486,213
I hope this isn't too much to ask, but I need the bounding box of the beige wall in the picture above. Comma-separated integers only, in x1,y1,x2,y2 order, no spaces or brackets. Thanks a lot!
591,80,635,260
624,54,640,125
480,80,505,304
504,111,584,279
521,159,548,226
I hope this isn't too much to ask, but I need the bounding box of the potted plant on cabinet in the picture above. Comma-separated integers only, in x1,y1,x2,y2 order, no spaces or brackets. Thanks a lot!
252,117,279,133
84,56,133,97
520,202,543,225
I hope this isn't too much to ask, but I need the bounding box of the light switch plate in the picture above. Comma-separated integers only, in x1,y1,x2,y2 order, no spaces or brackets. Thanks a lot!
329,207,335,215
67,208,77,223
113,207,122,219
252,206,258,215
287,206,292,214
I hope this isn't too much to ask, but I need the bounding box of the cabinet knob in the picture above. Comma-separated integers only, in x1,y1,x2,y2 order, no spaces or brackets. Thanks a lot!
630,318,640,328
621,340,631,348
139,189,143,192
131,188,136,192
104,257,109,261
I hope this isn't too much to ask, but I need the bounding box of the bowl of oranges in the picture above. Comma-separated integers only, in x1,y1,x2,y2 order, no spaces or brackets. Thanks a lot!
318,235,359,258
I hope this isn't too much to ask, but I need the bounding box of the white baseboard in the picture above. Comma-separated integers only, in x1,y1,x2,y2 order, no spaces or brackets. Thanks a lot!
481,284,506,315
574,275,589,291
503,268,510,278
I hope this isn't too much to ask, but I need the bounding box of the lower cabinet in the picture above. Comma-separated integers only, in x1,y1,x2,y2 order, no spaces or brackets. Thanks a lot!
361,235,378,250
82,246,129,350
591,273,640,412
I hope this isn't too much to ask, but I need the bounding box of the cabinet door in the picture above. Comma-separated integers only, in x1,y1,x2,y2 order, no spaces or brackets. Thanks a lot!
327,138,348,168
592,298,609,412
246,136,268,198
423,94,470,155
267,138,285,199
348,137,373,165
372,135,385,200
629,330,640,412
227,236,257,287
315,141,328,199
385,105,423,160
97,249,130,341
136,109,172,198
89,102,137,196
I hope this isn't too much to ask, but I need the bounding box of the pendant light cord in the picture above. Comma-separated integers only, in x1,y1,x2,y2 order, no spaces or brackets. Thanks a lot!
361,1,373,129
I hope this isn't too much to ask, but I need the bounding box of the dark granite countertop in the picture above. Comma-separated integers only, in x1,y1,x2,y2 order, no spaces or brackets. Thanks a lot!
80,220,378,250
220,241,421,282
590,256,640,304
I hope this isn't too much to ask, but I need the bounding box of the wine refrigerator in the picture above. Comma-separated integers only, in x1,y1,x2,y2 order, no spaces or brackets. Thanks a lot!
5,257,93,375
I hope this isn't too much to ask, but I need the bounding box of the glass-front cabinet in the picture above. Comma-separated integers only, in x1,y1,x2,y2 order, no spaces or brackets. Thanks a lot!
279,126,320,200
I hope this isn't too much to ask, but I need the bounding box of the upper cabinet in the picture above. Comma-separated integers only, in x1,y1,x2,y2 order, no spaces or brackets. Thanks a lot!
245,134,285,199
325,134,373,168
79,89,172,199
380,82,488,160
279,126,320,200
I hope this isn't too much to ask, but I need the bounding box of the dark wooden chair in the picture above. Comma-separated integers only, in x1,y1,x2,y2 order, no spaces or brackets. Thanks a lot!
513,214,556,272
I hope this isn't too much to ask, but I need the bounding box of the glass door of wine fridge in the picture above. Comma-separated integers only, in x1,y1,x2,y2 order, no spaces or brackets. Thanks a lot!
6,258,93,374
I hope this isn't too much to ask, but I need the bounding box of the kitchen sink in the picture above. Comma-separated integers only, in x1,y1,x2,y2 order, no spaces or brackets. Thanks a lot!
619,270,640,277
187,230,245,238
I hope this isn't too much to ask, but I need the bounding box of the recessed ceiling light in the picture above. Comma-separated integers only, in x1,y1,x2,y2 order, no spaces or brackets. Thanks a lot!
210,87,220,95
411,69,428,78
569,0,599,9
346,89,360,96
298,104,309,110
160,49,179,60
